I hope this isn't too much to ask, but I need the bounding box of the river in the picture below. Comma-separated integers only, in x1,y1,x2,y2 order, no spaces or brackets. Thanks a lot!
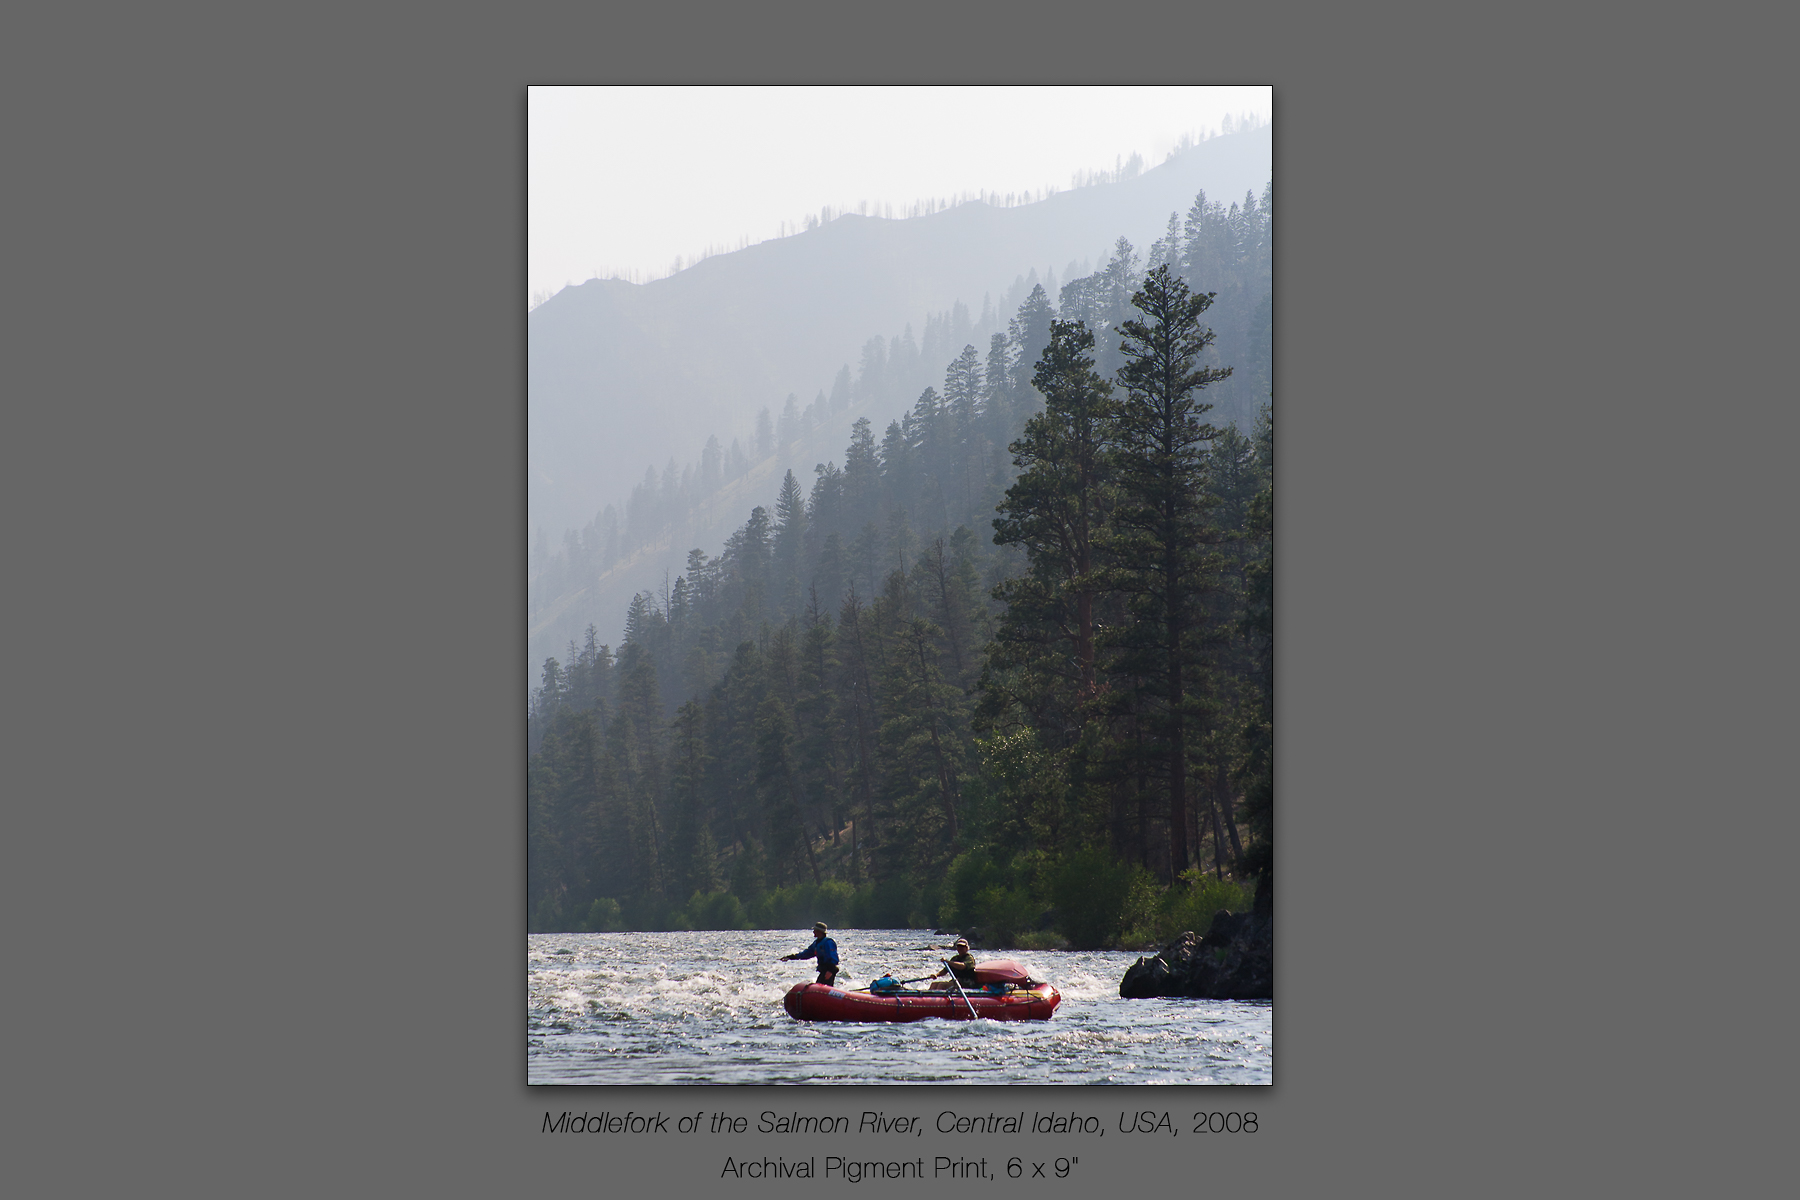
529,928,1270,1085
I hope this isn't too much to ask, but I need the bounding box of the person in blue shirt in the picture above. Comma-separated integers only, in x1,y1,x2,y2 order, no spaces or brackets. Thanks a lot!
780,922,839,985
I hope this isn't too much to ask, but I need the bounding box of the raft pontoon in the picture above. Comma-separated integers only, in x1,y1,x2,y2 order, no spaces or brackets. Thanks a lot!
782,959,1060,1022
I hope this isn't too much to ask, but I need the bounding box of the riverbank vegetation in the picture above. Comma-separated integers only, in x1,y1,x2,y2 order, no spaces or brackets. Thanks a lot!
529,188,1272,950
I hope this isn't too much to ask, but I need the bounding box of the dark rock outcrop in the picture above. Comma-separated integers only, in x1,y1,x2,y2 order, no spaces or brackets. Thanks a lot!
1118,907,1272,1000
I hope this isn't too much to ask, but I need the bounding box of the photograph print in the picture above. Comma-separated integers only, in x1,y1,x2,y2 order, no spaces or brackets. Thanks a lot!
527,86,1272,1084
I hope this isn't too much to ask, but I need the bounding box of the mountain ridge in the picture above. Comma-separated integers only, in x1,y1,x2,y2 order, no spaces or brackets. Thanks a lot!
529,125,1271,540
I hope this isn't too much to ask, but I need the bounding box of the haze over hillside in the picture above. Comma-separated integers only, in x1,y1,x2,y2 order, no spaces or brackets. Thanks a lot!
529,124,1270,659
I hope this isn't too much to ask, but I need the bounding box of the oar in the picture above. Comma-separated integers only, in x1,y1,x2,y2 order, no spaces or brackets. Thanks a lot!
942,959,981,1020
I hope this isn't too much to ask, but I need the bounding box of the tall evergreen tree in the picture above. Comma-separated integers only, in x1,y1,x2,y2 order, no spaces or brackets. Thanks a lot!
664,699,720,899
755,696,819,887
794,594,848,861
706,640,767,853
989,319,1117,732
828,363,853,412
941,344,984,526
843,416,881,531
877,617,968,868
1097,264,1231,877
1007,283,1056,407
774,469,807,618
836,589,883,878
1236,416,1273,908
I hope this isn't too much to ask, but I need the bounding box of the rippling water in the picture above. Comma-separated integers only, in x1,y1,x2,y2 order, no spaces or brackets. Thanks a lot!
529,929,1270,1085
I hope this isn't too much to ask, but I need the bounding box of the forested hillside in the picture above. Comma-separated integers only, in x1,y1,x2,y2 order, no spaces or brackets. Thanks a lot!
528,183,1272,950
528,125,1272,666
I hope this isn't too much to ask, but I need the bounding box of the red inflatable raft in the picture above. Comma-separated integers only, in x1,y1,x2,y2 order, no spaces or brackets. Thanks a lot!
782,959,1060,1022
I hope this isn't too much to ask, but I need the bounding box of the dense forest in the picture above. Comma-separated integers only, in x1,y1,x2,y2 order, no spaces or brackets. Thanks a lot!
528,184,1272,951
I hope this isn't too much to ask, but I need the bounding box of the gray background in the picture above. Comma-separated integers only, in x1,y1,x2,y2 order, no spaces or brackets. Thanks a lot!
6,2,1787,1196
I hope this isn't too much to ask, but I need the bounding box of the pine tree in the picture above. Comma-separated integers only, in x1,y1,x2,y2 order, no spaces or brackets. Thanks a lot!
990,319,1117,729
1148,211,1183,271
1246,291,1272,408
1236,413,1272,906
529,713,583,924
612,645,667,902
1103,237,1139,301
856,336,888,405
880,417,918,518
942,344,984,526
774,469,806,619
723,506,773,627
877,617,969,871
981,331,1016,520
1098,264,1232,878
828,363,853,412
755,696,819,887
705,640,767,853
531,656,567,753
836,588,883,878
807,462,845,549
778,393,802,449
843,416,881,532
665,700,720,900
1007,283,1056,408
919,537,972,678
794,593,849,867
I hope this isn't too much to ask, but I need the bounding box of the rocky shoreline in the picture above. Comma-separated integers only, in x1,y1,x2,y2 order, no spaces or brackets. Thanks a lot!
1118,888,1272,1000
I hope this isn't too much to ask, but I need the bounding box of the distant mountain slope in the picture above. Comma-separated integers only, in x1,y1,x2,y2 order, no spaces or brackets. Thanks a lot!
528,382,896,675
528,125,1272,545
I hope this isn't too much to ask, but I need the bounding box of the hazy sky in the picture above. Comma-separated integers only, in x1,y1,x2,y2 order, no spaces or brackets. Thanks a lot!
529,85,1271,302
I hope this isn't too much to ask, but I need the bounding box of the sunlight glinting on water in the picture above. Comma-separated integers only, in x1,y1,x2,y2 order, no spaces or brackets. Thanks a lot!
529,928,1270,1085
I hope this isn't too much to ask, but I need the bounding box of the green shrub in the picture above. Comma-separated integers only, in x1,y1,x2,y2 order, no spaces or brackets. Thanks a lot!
748,884,800,929
684,890,748,931
1153,870,1252,944
969,883,1042,947
582,897,624,932
1050,847,1137,949
1115,867,1163,948
814,879,854,925
526,889,558,933
942,849,1004,929
742,879,854,930
1013,929,1070,952
848,876,917,929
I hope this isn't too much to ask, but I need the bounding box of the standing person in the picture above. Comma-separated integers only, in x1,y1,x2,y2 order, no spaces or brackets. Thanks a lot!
781,922,839,985
934,938,977,987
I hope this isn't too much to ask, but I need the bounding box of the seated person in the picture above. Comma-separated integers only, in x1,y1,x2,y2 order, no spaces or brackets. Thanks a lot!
870,973,901,994
933,938,979,987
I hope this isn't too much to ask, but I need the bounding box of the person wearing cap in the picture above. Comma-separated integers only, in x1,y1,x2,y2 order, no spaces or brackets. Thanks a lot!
934,938,978,987
781,922,840,986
